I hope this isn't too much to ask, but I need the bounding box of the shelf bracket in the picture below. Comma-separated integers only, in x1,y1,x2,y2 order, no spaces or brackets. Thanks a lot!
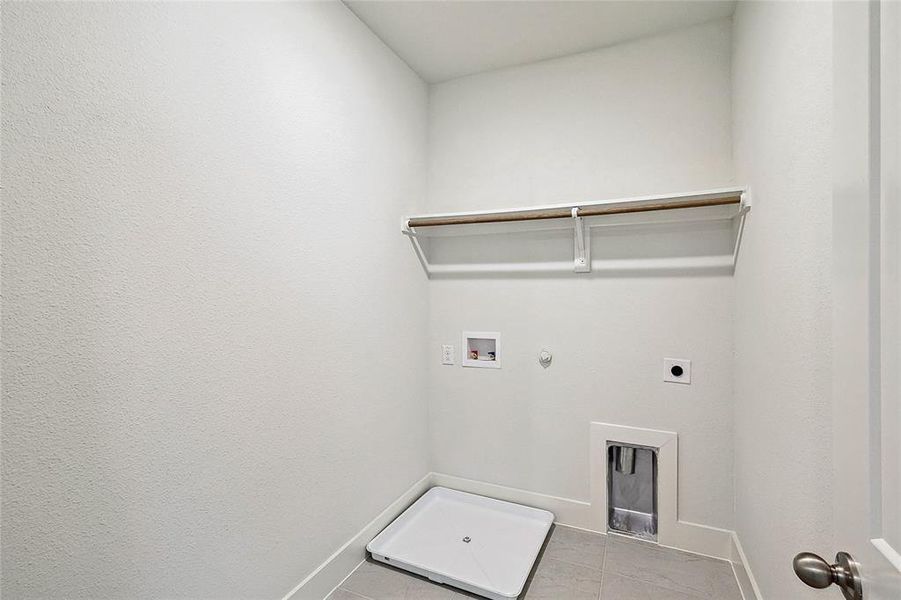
573,207,590,273
739,188,752,213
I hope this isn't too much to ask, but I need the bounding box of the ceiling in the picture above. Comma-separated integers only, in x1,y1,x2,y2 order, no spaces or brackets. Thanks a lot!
345,1,736,83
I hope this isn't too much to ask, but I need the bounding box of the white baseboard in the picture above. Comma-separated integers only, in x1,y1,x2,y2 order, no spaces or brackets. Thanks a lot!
284,470,748,600
429,472,593,527
281,473,432,600
436,470,733,561
663,519,734,561
730,531,764,600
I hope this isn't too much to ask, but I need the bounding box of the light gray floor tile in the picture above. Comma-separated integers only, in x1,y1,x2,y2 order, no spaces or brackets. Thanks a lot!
339,560,410,599
603,536,741,599
541,525,606,571
327,588,371,600
406,576,467,599
522,557,603,600
600,572,706,600
340,560,458,600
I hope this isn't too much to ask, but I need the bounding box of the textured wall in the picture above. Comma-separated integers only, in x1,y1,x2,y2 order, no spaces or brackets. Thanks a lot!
1,3,429,598
731,2,834,598
425,19,737,529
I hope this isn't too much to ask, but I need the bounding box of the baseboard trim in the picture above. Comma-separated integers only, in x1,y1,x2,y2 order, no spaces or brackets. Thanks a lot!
429,472,593,527
281,473,432,600
730,531,764,600
436,470,732,561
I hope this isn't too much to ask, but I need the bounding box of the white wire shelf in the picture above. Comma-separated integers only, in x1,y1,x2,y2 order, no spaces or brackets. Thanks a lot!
402,187,750,276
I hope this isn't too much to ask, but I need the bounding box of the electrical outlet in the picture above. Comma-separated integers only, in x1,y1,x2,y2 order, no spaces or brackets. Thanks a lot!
441,345,455,365
663,358,691,384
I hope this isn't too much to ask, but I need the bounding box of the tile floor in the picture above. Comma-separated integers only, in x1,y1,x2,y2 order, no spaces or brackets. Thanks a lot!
328,525,744,600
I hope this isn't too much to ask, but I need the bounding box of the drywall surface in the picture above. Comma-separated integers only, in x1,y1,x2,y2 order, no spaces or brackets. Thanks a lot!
428,19,734,213
1,3,428,598
731,2,833,598
426,20,737,529
345,0,736,83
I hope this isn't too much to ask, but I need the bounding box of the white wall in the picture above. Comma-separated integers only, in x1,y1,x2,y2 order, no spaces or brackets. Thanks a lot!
426,19,737,530
731,2,834,598
1,3,428,599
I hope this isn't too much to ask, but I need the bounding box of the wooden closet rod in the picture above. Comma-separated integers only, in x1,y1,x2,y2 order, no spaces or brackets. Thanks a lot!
406,192,742,228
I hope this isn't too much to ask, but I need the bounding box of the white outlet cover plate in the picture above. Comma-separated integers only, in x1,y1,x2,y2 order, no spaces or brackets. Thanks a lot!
663,358,691,384
442,345,455,365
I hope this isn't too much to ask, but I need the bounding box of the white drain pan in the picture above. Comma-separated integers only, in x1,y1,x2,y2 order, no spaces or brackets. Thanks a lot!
367,487,554,600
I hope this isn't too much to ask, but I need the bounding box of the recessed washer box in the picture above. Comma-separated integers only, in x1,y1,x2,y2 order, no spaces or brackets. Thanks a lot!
462,331,501,368
367,487,554,600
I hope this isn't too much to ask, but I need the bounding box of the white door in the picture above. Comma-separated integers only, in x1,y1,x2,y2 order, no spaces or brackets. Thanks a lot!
826,1,901,599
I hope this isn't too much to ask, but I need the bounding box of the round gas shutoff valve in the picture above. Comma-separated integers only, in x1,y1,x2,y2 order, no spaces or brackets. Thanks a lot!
670,365,684,378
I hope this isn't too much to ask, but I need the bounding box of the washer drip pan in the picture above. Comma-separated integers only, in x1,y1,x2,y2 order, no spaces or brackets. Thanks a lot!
366,487,554,600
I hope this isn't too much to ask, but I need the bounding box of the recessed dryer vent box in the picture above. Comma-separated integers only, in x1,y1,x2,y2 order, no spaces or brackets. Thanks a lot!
607,443,658,541
462,332,501,369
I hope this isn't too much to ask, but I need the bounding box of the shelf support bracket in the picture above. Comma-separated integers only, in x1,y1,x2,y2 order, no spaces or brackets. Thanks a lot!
402,219,432,277
573,207,590,273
